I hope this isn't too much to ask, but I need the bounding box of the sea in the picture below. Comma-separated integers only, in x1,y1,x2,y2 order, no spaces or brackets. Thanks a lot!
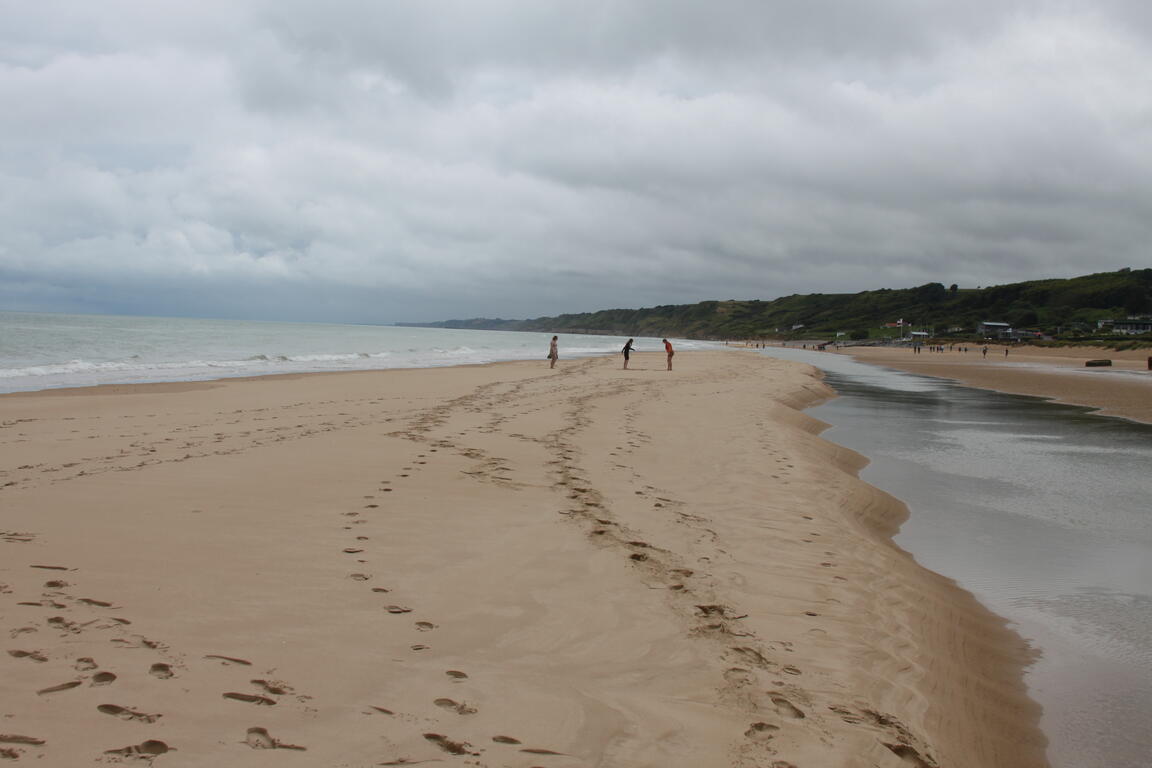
0,311,708,394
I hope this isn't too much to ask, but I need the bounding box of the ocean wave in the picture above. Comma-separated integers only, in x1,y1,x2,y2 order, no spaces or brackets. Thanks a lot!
0,319,709,394
0,358,264,379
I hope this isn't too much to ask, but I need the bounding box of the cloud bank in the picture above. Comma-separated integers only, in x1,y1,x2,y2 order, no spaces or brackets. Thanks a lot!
2,1,1150,322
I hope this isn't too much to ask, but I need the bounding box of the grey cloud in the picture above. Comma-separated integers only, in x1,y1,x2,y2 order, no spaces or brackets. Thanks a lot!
1,1,1150,324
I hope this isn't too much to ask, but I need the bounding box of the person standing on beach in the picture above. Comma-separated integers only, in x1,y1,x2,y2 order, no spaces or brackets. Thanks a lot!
548,335,559,369
622,338,635,370
663,338,674,370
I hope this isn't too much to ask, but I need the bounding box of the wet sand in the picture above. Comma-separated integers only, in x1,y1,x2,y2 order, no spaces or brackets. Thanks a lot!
839,345,1152,424
0,351,1046,767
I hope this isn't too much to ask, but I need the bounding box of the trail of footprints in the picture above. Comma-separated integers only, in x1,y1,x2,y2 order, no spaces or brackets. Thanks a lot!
532,369,939,766
4,363,938,765
334,378,605,763
2,565,315,762
0,395,427,494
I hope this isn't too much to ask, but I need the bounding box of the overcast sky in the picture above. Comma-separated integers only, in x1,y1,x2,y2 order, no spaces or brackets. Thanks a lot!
2,1,1150,323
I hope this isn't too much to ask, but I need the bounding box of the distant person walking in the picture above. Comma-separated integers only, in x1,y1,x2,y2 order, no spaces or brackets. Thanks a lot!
663,338,674,370
621,338,635,370
548,335,559,369
982,346,988,359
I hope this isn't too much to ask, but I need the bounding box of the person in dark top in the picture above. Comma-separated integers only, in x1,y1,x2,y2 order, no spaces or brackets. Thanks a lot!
621,338,635,370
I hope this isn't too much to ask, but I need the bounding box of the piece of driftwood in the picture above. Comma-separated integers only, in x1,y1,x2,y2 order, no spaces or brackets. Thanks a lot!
1085,359,1112,367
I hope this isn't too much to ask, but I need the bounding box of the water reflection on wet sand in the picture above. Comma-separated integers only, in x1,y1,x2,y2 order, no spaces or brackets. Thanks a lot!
762,347,1152,768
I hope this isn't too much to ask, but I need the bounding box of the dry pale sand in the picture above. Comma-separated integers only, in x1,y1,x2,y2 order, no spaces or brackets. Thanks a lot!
0,350,1046,767
839,344,1152,424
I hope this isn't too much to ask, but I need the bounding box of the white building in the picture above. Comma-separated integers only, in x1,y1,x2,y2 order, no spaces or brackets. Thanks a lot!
977,321,1012,338
1112,317,1152,335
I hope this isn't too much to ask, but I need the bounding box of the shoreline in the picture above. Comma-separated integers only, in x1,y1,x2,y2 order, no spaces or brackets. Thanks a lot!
0,351,1046,766
833,344,1152,424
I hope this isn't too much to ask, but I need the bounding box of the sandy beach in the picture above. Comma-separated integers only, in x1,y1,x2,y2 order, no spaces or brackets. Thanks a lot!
0,350,1047,767
838,345,1152,424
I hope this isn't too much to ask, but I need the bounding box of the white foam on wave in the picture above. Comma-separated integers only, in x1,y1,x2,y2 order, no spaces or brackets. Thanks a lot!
0,312,720,394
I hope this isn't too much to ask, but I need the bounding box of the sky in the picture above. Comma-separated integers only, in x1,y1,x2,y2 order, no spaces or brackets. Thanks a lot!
2,1,1151,323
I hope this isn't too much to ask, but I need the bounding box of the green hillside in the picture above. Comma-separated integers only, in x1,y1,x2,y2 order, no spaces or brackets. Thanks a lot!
406,268,1152,341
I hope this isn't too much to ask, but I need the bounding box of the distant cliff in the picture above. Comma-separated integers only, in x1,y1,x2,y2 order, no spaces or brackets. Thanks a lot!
400,268,1152,340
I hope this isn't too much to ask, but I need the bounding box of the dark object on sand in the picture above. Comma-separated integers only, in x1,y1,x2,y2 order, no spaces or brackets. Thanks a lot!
1085,359,1112,367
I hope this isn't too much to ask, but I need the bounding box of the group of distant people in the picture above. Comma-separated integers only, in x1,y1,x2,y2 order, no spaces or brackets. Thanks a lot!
548,336,674,371
911,343,1006,358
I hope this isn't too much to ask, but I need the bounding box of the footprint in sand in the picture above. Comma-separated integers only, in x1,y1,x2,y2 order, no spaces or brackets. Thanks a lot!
492,735,521,744
730,647,772,669
830,705,865,724
37,680,81,695
884,743,935,767
46,616,81,634
423,733,474,756
205,654,252,666
103,740,171,758
251,679,293,695
771,695,805,719
434,698,477,715
92,672,117,686
415,621,437,631
445,670,468,680
744,722,780,742
8,650,48,663
243,727,306,751
385,605,412,614
97,704,160,723
149,663,174,679
223,692,276,706
365,706,394,715
111,635,163,650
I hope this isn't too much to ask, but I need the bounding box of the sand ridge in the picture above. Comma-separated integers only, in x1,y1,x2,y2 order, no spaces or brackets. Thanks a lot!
0,351,1046,766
